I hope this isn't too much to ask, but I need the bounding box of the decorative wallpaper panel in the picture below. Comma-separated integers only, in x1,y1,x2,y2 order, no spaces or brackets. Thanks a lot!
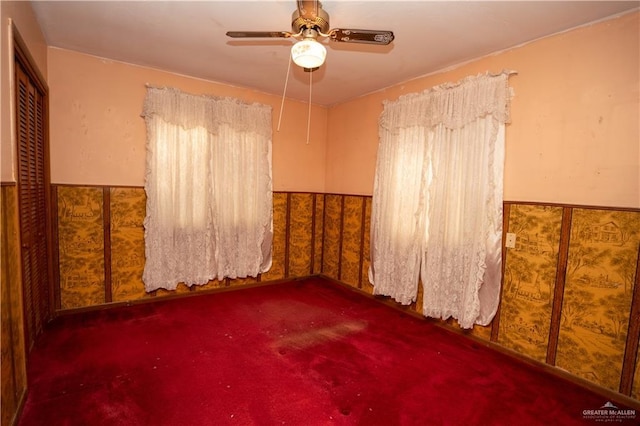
498,205,563,362
313,196,324,275
192,278,227,292
57,186,105,309
556,209,639,392
288,193,314,278
228,276,259,287
261,192,287,282
361,198,373,294
413,279,424,316
110,187,147,302
471,322,492,341
340,196,364,287
155,283,191,297
322,195,342,279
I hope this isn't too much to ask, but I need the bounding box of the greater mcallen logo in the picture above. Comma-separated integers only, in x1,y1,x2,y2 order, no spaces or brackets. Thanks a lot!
582,401,636,422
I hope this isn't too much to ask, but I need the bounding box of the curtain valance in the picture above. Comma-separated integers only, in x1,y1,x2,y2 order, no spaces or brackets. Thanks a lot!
142,86,272,137
380,71,514,132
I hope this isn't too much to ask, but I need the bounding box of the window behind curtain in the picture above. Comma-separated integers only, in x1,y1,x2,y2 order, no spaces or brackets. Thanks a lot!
141,87,273,292
370,72,514,328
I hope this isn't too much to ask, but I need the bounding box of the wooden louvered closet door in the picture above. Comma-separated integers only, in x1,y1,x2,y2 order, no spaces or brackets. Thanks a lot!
15,49,52,351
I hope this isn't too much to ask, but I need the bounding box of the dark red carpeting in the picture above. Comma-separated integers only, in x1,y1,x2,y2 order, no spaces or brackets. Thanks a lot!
18,278,636,425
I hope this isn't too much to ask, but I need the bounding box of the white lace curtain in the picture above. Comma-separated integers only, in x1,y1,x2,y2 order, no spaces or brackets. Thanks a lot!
369,72,514,328
142,86,273,292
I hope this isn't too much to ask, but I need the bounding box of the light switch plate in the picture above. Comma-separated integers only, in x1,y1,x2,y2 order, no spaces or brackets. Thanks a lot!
505,233,516,248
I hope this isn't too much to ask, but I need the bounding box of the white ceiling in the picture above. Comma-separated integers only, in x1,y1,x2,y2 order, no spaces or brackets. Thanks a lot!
31,1,638,106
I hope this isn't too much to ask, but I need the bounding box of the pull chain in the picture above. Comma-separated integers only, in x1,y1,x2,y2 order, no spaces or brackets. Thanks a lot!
306,69,312,144
277,56,293,132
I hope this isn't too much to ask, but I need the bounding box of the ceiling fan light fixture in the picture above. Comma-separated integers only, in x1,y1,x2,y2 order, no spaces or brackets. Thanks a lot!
291,38,326,69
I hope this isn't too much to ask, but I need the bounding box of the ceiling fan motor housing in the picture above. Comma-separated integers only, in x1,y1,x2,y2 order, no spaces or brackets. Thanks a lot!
291,8,330,34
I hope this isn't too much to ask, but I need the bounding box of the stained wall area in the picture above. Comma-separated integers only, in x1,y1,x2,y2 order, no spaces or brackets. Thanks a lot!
1,1,49,182
46,48,328,193
326,12,639,208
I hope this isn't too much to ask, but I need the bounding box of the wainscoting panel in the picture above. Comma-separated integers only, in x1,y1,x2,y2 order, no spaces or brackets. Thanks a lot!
49,185,640,402
361,198,373,294
498,204,563,362
56,186,105,309
501,204,640,399
261,191,287,282
55,187,322,305
1,184,27,425
313,194,324,275
288,193,314,277
322,194,342,279
556,208,640,393
110,187,147,302
340,196,366,288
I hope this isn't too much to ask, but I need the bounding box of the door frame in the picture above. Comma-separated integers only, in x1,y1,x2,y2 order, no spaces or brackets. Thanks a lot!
13,24,55,350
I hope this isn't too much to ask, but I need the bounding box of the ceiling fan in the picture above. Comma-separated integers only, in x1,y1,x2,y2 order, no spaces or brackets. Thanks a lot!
226,0,395,69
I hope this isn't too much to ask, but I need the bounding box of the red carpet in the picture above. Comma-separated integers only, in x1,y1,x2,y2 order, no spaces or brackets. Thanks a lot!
18,278,637,425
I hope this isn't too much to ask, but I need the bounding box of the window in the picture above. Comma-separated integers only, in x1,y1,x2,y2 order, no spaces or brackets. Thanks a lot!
142,87,273,292
369,72,514,328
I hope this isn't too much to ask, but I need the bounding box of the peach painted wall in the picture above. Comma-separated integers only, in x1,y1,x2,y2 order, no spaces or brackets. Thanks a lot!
0,1,48,182
47,48,327,192
326,12,640,208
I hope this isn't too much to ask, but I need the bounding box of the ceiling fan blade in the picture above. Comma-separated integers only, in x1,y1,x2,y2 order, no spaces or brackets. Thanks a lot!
226,31,292,39
297,0,319,21
330,29,395,45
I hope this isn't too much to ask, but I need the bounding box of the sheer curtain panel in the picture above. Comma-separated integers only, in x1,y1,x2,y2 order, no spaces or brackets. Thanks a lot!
142,87,273,292
370,72,514,328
